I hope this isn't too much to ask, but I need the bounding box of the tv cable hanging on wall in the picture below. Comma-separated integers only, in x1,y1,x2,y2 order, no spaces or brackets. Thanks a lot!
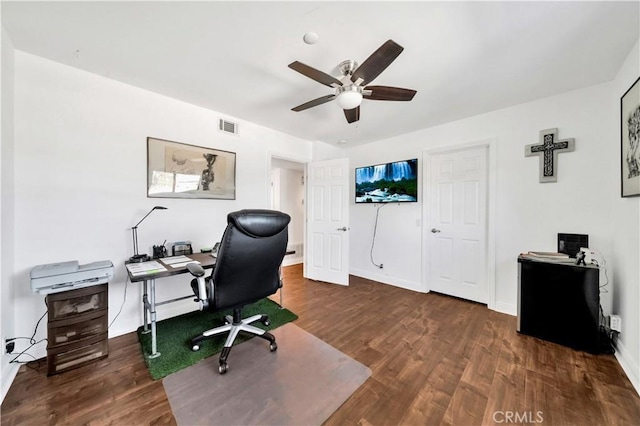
370,203,388,269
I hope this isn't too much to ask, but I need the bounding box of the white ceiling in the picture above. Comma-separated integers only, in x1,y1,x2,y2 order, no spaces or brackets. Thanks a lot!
2,1,638,147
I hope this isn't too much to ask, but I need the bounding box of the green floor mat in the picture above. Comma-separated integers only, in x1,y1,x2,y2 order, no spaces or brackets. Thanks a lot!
137,298,297,379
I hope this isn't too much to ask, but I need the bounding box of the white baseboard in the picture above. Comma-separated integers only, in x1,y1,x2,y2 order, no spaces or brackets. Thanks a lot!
614,338,640,396
493,300,517,316
350,268,518,318
350,268,422,293
281,257,303,267
1,356,20,404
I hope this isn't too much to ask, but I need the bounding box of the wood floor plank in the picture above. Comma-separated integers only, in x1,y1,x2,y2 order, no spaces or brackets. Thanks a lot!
3,264,640,425
523,369,564,425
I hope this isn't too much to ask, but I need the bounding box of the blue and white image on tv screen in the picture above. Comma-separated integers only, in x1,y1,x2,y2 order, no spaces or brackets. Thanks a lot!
355,159,418,203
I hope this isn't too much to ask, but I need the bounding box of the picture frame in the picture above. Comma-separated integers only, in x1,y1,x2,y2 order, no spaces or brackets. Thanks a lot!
621,76,640,197
147,137,236,200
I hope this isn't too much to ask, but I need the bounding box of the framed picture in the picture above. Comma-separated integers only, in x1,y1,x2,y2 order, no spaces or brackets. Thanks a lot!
147,137,236,200
621,76,640,197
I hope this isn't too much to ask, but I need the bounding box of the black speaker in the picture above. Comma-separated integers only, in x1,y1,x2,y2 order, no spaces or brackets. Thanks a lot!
557,233,589,258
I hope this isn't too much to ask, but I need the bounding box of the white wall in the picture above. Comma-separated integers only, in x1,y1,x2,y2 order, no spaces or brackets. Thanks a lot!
349,81,615,314
9,51,319,362
347,41,640,394
312,140,347,162
1,24,18,402
610,40,640,392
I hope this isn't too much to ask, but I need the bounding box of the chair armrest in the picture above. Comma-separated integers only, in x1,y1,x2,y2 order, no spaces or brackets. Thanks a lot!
187,262,206,277
187,263,209,310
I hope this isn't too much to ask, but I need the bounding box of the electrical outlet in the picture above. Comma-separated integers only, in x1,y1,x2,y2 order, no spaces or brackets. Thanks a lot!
610,315,622,333
5,339,15,354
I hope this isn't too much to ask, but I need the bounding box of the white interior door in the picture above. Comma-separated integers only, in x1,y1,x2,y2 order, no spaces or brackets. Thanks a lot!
426,146,488,303
305,158,350,285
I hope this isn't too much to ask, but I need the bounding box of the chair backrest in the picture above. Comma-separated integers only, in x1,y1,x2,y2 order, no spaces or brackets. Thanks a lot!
210,209,290,310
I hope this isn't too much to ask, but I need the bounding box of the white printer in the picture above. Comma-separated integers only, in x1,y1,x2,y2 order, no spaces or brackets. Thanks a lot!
30,260,114,295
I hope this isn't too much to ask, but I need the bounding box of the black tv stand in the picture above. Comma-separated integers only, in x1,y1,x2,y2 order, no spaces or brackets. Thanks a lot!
517,255,604,354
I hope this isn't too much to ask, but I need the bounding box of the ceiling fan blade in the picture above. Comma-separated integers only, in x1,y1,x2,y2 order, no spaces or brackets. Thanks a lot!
292,94,336,112
351,40,404,85
288,61,343,88
364,86,417,101
344,106,360,124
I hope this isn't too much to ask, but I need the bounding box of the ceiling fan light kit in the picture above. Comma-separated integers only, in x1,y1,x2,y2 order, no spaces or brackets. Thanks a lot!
288,39,417,123
336,86,363,110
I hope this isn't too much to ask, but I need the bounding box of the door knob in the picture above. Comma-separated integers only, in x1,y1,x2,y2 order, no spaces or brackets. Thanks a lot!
336,226,349,231
431,228,441,233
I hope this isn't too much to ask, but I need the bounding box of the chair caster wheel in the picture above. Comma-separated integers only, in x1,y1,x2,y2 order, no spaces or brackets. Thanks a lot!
218,363,228,374
192,344,200,351
263,319,271,327
270,342,278,352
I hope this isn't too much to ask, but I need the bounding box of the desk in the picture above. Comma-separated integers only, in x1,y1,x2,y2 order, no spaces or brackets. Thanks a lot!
127,253,216,358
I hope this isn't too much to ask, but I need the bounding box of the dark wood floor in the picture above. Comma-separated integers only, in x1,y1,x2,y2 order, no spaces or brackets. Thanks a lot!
2,264,640,425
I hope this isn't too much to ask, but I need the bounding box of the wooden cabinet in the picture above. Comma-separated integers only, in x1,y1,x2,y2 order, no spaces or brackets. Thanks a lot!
45,284,109,375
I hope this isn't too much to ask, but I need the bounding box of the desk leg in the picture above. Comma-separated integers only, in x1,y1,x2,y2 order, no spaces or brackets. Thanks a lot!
148,278,161,359
141,279,150,334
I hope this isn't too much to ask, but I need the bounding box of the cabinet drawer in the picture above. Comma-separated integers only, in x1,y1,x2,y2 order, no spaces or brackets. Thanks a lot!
47,285,108,321
47,333,108,376
48,309,108,346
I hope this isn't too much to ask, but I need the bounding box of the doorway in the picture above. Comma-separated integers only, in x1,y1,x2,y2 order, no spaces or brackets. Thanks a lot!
270,157,305,267
422,141,495,306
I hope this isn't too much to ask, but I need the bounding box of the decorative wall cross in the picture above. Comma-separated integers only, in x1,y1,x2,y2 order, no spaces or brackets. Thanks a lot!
525,128,575,182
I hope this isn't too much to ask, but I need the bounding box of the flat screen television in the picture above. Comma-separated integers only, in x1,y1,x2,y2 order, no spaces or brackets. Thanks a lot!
355,158,418,203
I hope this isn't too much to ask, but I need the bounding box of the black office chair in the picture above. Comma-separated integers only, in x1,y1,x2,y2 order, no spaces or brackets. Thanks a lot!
186,209,290,374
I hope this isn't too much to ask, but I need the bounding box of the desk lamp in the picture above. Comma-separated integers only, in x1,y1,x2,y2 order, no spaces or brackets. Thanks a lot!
129,206,167,263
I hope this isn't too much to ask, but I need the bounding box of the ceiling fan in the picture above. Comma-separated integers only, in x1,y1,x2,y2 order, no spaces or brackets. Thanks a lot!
288,39,417,124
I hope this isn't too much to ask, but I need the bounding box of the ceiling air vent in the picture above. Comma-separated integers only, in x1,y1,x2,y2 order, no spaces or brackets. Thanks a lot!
218,118,238,135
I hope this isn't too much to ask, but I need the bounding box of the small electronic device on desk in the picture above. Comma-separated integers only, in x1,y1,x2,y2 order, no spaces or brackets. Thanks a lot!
172,240,193,256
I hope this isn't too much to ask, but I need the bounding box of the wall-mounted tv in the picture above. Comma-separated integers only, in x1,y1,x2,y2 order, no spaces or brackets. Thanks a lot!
355,158,418,203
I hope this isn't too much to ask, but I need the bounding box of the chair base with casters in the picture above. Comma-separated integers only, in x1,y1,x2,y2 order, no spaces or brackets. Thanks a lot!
191,307,278,374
